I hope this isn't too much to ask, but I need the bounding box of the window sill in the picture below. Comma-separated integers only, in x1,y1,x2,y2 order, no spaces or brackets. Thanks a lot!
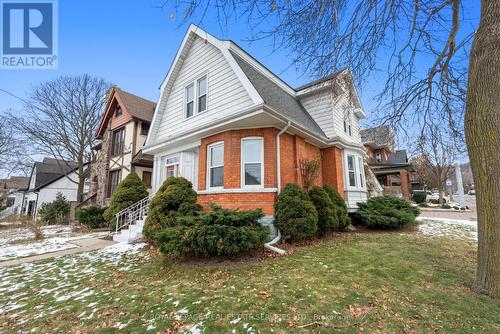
198,188,278,195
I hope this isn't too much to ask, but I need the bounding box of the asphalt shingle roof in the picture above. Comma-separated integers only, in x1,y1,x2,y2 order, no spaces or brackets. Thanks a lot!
229,50,326,138
116,88,156,122
31,158,79,190
360,125,395,148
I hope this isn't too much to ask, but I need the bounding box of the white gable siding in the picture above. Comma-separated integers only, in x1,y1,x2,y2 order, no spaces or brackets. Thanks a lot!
333,92,363,144
300,90,335,138
154,36,254,143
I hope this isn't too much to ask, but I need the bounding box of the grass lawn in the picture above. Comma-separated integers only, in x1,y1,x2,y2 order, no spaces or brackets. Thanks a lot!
0,231,498,333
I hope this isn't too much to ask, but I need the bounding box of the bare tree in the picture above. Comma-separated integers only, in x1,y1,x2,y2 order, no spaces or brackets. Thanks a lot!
8,75,110,202
411,125,456,203
159,0,498,297
0,116,33,177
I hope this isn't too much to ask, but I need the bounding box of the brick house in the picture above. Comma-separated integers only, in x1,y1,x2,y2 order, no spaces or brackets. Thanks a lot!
361,125,412,199
88,87,156,206
143,25,369,215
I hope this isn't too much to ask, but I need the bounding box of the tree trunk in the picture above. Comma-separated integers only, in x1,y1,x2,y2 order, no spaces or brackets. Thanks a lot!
465,0,500,298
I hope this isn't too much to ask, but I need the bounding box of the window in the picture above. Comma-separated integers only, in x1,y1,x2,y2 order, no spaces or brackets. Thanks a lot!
140,123,150,136
115,107,122,117
112,128,125,156
358,157,364,188
375,152,382,163
186,84,194,118
242,138,263,187
142,171,152,187
344,113,352,136
197,76,207,113
208,142,224,188
108,170,122,197
165,156,179,179
347,155,356,187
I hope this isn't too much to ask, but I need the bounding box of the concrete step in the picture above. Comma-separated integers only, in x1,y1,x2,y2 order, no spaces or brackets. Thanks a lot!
112,220,145,243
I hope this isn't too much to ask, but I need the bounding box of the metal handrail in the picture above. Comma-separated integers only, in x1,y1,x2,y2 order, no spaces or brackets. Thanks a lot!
115,195,151,233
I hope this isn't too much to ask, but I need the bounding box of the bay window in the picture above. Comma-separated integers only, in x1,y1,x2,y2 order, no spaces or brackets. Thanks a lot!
347,155,356,187
346,152,366,189
241,138,263,187
208,142,224,188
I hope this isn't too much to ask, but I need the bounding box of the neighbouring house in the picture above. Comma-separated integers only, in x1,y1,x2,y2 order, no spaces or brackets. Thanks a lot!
361,125,412,199
88,87,156,206
0,176,30,216
143,25,369,215
23,158,88,219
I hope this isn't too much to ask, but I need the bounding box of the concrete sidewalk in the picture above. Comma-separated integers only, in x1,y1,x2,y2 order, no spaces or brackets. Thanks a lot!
0,237,116,268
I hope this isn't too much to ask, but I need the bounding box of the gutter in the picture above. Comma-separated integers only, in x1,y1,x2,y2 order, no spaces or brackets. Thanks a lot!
264,121,292,256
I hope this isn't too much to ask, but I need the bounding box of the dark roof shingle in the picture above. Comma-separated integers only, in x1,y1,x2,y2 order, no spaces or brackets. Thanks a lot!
116,88,156,122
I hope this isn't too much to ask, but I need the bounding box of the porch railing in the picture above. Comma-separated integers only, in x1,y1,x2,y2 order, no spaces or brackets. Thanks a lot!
115,195,151,233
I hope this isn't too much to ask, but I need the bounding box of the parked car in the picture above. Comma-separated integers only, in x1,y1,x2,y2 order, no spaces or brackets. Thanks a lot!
414,190,447,204
468,190,476,195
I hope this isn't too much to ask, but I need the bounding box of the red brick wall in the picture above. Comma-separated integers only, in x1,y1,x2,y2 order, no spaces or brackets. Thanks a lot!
197,128,345,214
321,146,345,198
400,170,411,199
197,192,277,215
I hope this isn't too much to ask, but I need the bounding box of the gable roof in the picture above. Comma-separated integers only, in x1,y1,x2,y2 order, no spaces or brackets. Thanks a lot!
4,176,30,190
30,158,79,190
96,87,156,138
147,25,367,148
360,125,395,149
387,149,408,164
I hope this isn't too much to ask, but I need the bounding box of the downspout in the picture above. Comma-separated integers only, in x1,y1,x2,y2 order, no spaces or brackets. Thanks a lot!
264,121,291,256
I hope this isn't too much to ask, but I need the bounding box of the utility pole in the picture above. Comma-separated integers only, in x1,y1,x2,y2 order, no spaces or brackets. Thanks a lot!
455,164,466,208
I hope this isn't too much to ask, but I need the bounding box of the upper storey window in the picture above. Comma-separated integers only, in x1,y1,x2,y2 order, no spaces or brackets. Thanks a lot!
115,107,122,117
343,113,352,136
186,75,208,118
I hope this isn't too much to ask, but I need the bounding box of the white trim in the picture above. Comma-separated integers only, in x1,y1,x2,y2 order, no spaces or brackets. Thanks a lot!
198,188,278,195
240,137,264,189
343,149,367,191
206,141,224,190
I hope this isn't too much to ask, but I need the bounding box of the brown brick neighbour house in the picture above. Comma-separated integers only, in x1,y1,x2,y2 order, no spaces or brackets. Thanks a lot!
87,87,156,206
361,125,413,199
143,25,370,216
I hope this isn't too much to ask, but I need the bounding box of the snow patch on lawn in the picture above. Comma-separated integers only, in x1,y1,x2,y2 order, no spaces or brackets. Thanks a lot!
0,231,109,261
417,217,477,241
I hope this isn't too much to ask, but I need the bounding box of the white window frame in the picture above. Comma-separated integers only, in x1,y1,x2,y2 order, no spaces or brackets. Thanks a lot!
197,75,207,113
344,151,366,190
375,152,382,163
346,154,357,188
165,154,180,179
343,112,352,136
207,141,224,190
241,137,264,189
184,73,209,119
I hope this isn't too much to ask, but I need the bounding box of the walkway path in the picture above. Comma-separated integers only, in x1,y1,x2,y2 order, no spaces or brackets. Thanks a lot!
0,237,116,268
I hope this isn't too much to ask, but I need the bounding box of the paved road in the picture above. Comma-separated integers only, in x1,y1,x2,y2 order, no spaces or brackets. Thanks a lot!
0,237,116,268
419,194,477,221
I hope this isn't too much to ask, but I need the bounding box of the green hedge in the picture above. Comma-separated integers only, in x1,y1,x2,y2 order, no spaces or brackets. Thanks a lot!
155,205,268,256
38,192,70,225
103,172,148,229
274,184,318,241
76,206,106,228
412,191,427,204
143,176,201,241
308,186,339,235
323,184,350,230
356,196,420,229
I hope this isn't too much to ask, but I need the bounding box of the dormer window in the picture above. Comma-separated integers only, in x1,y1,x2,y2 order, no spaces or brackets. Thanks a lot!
375,152,382,163
115,107,122,117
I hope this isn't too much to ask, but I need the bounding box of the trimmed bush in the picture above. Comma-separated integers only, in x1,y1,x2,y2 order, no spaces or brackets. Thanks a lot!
412,191,427,204
155,205,268,256
38,192,70,225
76,206,106,228
323,184,350,230
274,184,318,241
143,176,201,241
309,186,339,235
103,172,148,229
356,196,420,229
